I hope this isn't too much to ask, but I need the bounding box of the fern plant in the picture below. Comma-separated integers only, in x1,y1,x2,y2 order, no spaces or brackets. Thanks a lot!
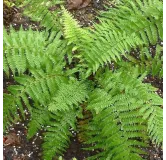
20,0,64,32
82,68,162,159
3,0,163,159
117,44,163,78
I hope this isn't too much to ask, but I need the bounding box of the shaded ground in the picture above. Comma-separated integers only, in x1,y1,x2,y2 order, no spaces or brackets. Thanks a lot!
3,1,163,160
3,0,107,30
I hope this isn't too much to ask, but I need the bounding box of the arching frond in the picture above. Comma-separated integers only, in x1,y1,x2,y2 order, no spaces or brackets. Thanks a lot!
82,68,162,159
27,104,50,139
3,69,67,130
3,27,67,76
100,0,163,45
82,0,163,73
42,108,80,160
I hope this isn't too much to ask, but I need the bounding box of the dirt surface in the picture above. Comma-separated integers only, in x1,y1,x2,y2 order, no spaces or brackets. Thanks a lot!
3,1,163,160
3,0,112,30
3,117,43,160
3,3,42,31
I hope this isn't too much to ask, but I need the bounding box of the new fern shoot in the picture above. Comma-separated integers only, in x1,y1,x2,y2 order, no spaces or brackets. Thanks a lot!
3,0,163,159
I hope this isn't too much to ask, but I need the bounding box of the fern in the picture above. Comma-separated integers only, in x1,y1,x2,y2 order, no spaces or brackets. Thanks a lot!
3,69,66,129
21,0,63,31
82,68,162,159
4,71,87,159
85,108,147,160
3,0,163,159
79,0,163,73
42,108,78,160
62,6,92,48
119,44,163,78
61,1,161,74
29,103,82,160
3,27,68,76
27,104,50,139
48,79,88,112
100,0,163,45
140,102,163,146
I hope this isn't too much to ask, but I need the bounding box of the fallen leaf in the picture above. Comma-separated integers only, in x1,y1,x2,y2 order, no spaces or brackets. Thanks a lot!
3,133,20,146
67,0,91,10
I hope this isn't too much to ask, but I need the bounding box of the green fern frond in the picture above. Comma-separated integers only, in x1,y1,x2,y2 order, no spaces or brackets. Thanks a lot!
85,107,147,160
100,0,163,45
139,45,163,78
82,68,162,159
140,105,163,146
22,0,63,31
86,89,112,113
3,94,20,130
4,71,85,158
27,104,50,139
61,6,142,74
28,103,81,160
3,27,46,75
76,0,162,73
61,7,94,76
61,6,92,48
84,28,142,73
61,1,162,74
119,44,163,78
3,69,66,129
13,70,66,105
48,79,88,112
3,27,67,76
42,108,79,160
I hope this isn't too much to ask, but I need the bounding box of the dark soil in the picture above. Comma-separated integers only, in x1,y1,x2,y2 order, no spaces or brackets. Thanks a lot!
3,116,43,160
3,1,163,160
3,3,42,31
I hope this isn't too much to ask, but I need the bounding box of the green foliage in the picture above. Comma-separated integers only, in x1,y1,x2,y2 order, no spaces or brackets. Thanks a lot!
3,27,68,76
61,0,163,73
62,6,92,48
3,0,163,159
48,79,88,112
140,102,163,146
83,68,162,159
3,27,48,75
42,108,79,160
120,45,163,78
89,0,163,72
100,0,163,45
22,0,63,31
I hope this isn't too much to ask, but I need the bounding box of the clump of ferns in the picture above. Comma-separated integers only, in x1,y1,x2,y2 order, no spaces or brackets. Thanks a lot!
3,0,163,159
